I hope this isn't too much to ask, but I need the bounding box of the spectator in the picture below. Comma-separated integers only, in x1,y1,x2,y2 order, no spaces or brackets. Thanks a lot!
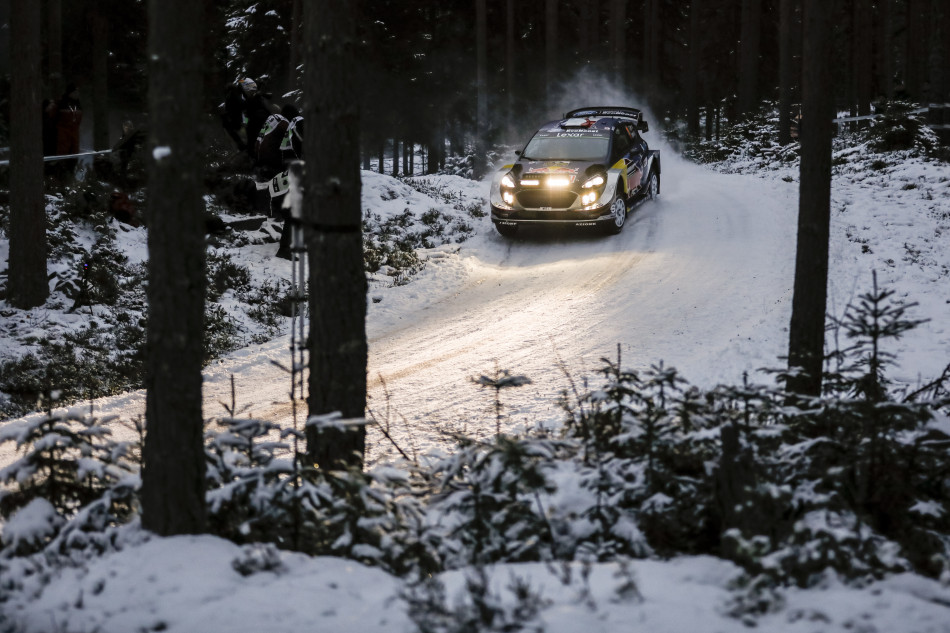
53,83,83,174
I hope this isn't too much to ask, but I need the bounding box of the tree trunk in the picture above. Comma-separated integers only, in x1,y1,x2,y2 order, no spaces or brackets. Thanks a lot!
610,0,626,88
778,0,795,144
91,5,109,150
786,0,834,398
8,0,47,310
545,0,557,109
475,0,488,178
853,0,872,125
141,0,208,536
737,0,761,118
878,0,893,99
506,0,515,142
904,0,927,100
392,138,400,176
48,0,63,96
687,0,702,136
289,0,303,91
304,0,367,471
643,0,659,95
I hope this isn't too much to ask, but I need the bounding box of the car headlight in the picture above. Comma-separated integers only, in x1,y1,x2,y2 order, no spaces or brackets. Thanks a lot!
501,173,516,189
580,174,606,206
581,174,605,189
502,191,515,205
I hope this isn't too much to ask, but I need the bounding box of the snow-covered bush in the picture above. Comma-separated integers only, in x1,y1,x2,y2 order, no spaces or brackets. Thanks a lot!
0,411,140,557
560,356,718,559
428,433,561,568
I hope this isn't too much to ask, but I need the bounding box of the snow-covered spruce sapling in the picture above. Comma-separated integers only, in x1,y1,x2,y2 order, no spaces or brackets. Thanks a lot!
430,433,559,568
729,278,950,585
562,351,717,557
0,407,138,556
470,365,532,437
403,565,548,633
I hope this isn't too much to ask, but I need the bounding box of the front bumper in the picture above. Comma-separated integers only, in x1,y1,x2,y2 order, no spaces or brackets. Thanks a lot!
489,170,621,228
490,201,616,227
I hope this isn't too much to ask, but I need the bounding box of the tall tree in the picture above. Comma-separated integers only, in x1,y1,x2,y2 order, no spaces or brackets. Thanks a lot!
904,0,927,100
506,0,514,142
786,0,834,397
288,0,302,91
545,0,558,109
852,0,872,123
686,0,702,136
877,0,893,99
643,0,659,95
737,0,762,117
8,0,47,310
91,3,109,150
304,0,368,470
778,0,796,144
48,0,63,96
610,0,627,89
474,0,488,178
141,0,208,535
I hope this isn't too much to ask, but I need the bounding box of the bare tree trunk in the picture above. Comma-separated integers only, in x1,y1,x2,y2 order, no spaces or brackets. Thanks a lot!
474,0,488,178
878,0,893,99
904,0,927,100
778,0,795,144
737,0,761,118
289,0,303,91
392,138,400,176
91,5,109,150
142,0,207,536
304,0,367,471
545,0,557,109
643,0,658,95
48,0,63,96
8,0,47,310
854,0,872,125
687,0,702,136
786,0,834,397
506,0,515,142
610,0,626,88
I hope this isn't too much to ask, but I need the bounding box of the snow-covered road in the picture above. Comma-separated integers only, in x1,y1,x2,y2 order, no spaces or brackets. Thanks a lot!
352,158,799,459
2,156,804,465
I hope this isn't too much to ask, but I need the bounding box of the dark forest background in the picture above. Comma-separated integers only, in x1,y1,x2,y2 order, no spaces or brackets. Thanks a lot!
2,0,947,167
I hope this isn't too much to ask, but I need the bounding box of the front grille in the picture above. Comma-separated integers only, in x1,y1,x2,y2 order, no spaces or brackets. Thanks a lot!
517,190,577,209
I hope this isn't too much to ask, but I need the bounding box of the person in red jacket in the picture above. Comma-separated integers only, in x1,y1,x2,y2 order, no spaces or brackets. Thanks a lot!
52,83,83,175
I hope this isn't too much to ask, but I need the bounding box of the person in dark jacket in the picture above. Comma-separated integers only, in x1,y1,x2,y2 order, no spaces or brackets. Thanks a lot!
219,77,277,161
254,104,298,174
255,104,300,260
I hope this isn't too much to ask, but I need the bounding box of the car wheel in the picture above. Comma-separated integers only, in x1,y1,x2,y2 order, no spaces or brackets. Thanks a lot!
604,191,627,235
645,171,659,201
495,222,518,238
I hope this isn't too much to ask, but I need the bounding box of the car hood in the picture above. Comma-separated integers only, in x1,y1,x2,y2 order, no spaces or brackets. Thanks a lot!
511,159,607,186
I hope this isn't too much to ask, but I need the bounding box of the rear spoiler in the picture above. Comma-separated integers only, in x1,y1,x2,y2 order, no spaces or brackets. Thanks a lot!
563,106,649,132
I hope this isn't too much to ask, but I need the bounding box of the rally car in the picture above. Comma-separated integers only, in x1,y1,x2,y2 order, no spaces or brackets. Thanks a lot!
490,106,660,236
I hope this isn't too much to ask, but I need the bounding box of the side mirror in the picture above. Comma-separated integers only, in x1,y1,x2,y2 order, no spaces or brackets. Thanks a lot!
638,120,650,133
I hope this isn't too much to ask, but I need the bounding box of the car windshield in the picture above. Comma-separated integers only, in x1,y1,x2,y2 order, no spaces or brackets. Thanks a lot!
521,135,610,161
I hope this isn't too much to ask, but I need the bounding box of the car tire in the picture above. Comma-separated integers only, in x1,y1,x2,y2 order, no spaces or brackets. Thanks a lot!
604,189,627,235
645,170,659,201
495,222,518,238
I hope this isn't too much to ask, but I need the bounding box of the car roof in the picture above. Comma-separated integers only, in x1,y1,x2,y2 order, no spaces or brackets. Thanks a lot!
533,106,645,136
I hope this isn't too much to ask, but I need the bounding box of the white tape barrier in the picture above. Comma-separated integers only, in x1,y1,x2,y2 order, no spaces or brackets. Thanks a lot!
832,104,950,123
0,148,113,166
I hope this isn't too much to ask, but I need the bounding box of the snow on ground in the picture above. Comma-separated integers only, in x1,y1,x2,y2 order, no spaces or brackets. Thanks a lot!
6,531,950,633
2,130,950,630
